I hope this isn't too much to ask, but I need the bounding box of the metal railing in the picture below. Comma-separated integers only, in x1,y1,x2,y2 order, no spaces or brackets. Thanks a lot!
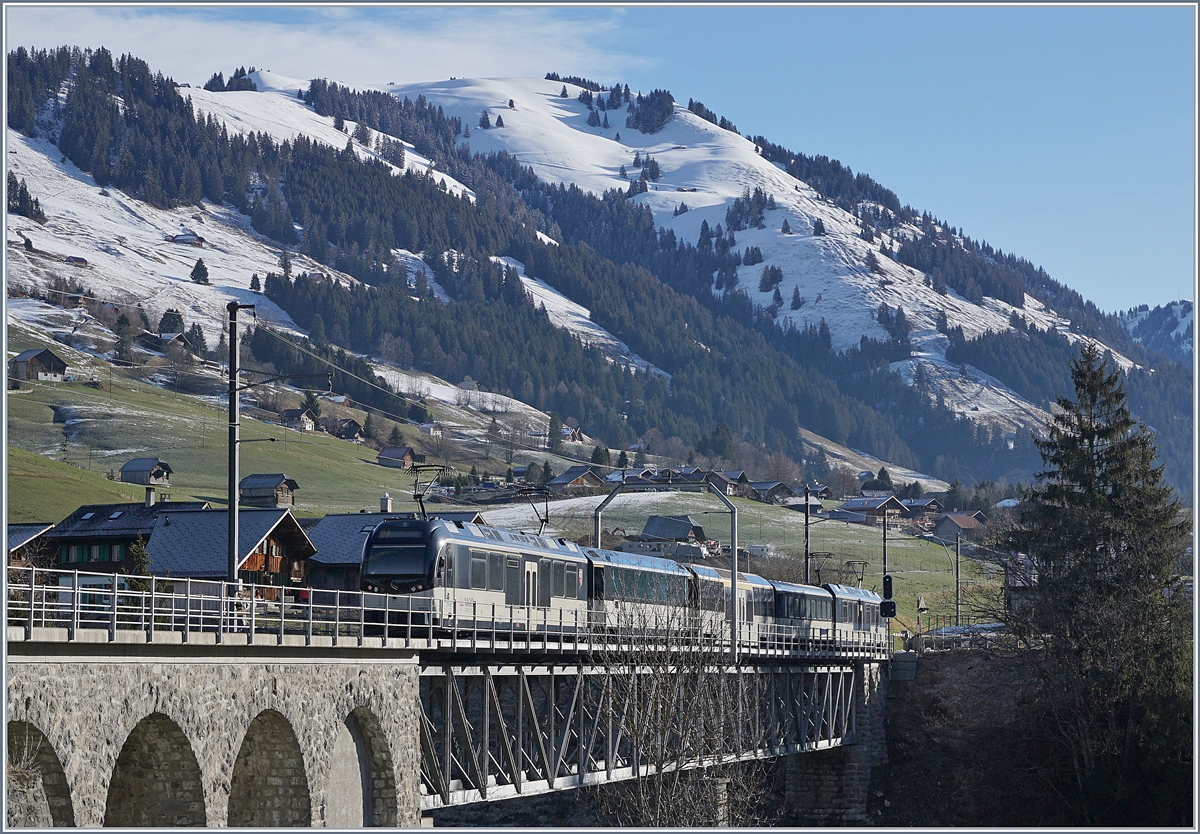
6,567,890,660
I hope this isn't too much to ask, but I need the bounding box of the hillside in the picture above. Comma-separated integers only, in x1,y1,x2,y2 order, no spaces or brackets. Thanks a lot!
5,47,1191,494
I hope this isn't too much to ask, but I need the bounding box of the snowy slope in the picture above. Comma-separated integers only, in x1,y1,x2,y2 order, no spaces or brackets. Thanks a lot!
6,69,1139,453
381,76,1141,435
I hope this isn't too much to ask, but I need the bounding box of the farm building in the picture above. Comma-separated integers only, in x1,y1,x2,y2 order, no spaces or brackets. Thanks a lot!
119,457,173,486
239,474,300,508
8,348,67,385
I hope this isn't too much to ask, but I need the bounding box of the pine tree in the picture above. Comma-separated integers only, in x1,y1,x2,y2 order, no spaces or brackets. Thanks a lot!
479,111,491,130
548,412,563,453
495,115,504,128
388,424,403,447
781,218,792,235
158,308,184,335
812,218,826,236
542,460,553,482
186,322,208,358
560,85,568,98
772,286,783,306
791,286,802,310
249,273,261,292
189,258,209,284
617,450,629,469
997,343,1191,825
302,390,322,421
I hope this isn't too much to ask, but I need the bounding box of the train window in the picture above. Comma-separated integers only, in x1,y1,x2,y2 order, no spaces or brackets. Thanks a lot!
470,553,487,590
363,543,427,578
488,552,504,591
565,564,578,598
553,561,565,598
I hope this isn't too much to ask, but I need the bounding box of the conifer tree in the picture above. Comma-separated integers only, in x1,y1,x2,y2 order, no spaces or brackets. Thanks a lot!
250,273,261,292
388,424,403,447
158,308,185,335
479,111,491,129
998,343,1191,825
791,286,802,310
189,258,209,284
781,218,792,235
560,85,568,98
495,115,505,128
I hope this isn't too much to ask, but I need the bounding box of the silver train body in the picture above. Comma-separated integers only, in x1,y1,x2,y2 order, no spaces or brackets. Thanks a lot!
360,517,885,644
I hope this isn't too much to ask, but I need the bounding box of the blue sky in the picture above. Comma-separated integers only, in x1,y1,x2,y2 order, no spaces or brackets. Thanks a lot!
5,4,1195,312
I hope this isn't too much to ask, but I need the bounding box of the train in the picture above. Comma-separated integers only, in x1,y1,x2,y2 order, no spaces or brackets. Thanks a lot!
359,516,886,649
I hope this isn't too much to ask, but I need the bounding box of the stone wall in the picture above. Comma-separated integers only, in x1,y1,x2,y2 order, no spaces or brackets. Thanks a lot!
5,646,421,828
782,660,888,824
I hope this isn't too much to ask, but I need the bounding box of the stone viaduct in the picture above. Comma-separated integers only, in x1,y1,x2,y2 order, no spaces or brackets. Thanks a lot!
6,641,887,827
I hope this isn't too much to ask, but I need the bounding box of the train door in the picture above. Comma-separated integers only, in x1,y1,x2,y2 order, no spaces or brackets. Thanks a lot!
524,561,538,607
504,555,521,606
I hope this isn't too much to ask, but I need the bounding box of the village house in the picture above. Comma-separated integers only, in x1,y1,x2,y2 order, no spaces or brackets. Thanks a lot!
278,408,317,432
330,418,364,442
547,465,606,493
749,480,794,504
139,332,190,354
64,256,88,267
119,457,173,487
418,423,443,439
44,496,210,572
833,495,907,525
901,496,944,519
167,228,206,247
7,523,55,567
639,515,707,543
931,511,988,541
239,474,300,508
8,348,67,386
378,446,423,470
145,508,315,591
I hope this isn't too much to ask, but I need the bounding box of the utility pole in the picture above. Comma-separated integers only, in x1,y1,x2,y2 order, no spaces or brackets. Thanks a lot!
803,485,811,585
955,532,961,627
227,300,255,585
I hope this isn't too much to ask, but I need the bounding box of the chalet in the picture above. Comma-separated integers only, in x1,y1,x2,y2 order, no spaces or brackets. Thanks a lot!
833,495,907,524
419,423,443,439
807,481,833,500
901,497,944,518
640,515,706,543
722,470,753,496
279,408,316,432
547,465,606,493
64,256,88,267
330,418,364,442
932,512,988,541
781,493,824,514
45,499,210,571
859,489,894,500
61,294,84,309
8,523,54,567
8,348,67,385
140,332,190,353
511,464,531,481
145,508,315,588
119,457,173,487
749,480,793,504
561,426,585,443
167,229,206,247
706,471,739,496
239,474,300,508
378,446,422,470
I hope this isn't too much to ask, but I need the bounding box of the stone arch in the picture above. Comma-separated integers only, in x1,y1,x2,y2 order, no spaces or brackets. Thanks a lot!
6,720,75,828
102,712,206,827
227,709,312,827
323,706,398,827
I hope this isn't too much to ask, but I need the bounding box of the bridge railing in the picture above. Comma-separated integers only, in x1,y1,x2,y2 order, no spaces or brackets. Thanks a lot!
6,566,889,659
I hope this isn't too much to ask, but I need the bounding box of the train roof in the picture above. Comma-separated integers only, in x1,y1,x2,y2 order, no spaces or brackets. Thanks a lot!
432,519,587,560
825,583,883,602
586,548,693,575
770,579,833,597
690,564,773,589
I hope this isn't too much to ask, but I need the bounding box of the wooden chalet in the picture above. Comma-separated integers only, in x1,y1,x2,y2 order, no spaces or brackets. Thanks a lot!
378,446,422,470
331,418,364,442
8,348,67,385
239,474,300,508
45,499,209,572
547,465,606,493
119,457,173,487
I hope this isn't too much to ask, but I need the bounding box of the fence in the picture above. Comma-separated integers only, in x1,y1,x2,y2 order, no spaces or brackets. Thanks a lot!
6,566,889,660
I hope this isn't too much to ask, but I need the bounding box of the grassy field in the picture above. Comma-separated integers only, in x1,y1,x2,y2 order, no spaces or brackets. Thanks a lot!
6,365,990,635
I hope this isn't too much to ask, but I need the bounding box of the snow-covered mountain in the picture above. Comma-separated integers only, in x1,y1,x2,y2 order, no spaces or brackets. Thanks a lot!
5,66,1151,463
1120,300,1193,366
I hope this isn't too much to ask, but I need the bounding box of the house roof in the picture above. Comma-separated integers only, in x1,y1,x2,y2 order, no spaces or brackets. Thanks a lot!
239,474,299,491
8,523,54,554
46,502,210,540
146,509,315,578
839,496,906,513
279,408,315,420
749,480,786,492
120,457,173,474
640,515,706,542
901,497,942,511
11,348,62,364
935,512,986,530
547,465,603,486
306,513,394,566
379,446,416,460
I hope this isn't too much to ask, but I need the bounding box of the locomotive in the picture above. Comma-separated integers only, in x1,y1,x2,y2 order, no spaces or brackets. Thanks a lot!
360,516,885,647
